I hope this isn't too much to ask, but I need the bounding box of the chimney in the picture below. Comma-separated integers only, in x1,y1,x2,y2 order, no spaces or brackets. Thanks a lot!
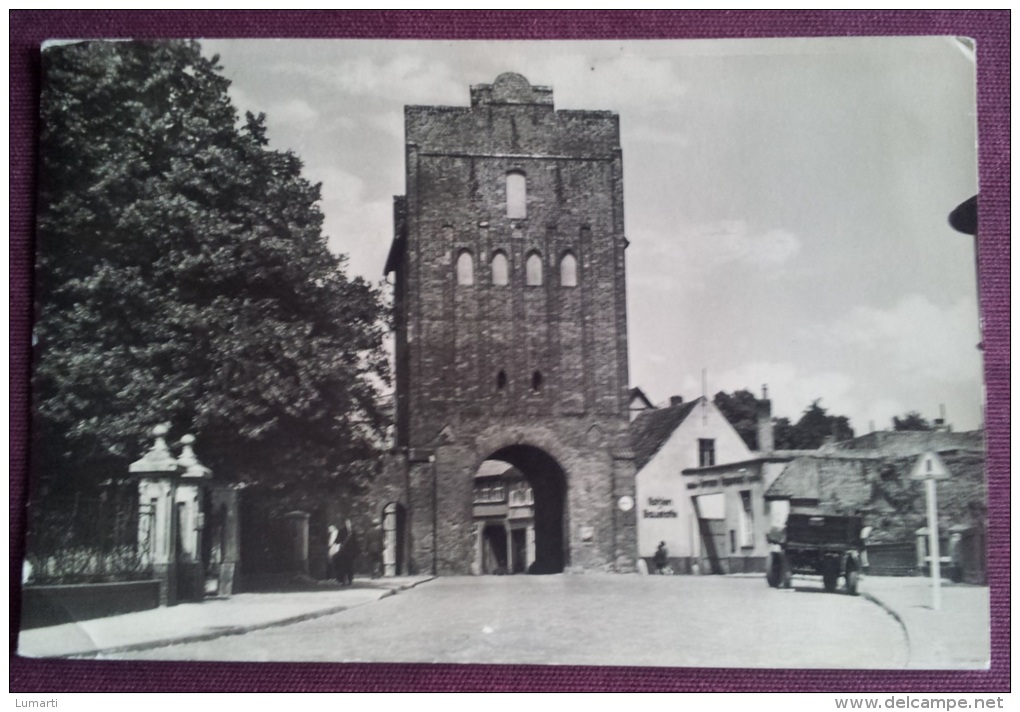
670,396,684,407
756,385,774,453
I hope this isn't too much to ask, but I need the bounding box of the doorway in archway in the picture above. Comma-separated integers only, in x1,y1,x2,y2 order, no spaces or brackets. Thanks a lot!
472,445,567,574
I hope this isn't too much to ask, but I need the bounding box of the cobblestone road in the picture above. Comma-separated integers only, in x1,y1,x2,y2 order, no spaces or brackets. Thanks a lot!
114,575,908,668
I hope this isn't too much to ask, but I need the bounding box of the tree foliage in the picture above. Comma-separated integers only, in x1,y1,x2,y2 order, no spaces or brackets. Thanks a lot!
712,390,761,450
892,411,934,431
788,400,854,449
713,390,855,450
34,40,390,503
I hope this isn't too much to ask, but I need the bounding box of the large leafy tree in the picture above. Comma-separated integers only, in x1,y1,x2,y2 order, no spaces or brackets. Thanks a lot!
713,390,855,450
785,400,854,449
712,389,761,450
33,40,389,505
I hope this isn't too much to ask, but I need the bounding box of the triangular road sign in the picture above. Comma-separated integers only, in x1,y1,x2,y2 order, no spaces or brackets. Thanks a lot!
909,450,952,480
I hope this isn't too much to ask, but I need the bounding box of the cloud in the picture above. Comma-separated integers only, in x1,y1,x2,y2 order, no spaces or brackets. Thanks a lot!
264,99,319,132
311,166,366,212
828,294,981,383
546,53,688,109
682,361,856,424
225,84,256,120
692,220,801,268
300,165,392,278
369,110,406,139
628,220,801,295
271,55,463,106
626,124,690,147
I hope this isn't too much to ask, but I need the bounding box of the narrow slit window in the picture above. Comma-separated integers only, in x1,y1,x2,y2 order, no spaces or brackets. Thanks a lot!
560,252,578,287
497,370,507,391
531,371,543,392
456,251,474,286
506,171,527,219
491,252,509,286
526,252,543,286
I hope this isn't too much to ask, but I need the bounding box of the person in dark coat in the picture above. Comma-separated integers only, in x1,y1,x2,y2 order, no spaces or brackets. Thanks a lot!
654,541,669,574
334,520,358,586
364,521,384,578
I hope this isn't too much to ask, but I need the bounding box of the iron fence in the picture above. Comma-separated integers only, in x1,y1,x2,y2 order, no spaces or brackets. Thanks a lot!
24,480,154,585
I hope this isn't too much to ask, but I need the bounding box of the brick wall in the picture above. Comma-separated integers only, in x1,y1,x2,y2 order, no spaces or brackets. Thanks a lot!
383,73,634,574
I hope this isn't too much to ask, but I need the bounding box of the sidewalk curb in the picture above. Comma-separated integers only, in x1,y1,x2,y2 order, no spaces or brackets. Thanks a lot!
861,588,913,666
64,576,436,660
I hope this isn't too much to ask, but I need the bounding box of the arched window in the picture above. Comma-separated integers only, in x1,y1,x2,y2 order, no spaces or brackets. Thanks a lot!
531,371,543,392
506,171,527,219
560,252,578,287
456,251,474,286
491,251,509,286
526,251,543,286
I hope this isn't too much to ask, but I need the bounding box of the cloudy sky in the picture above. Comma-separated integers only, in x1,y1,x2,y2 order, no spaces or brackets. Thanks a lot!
201,37,982,432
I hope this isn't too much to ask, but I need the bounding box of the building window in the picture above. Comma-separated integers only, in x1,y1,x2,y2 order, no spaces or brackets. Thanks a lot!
739,490,754,548
526,251,543,286
456,250,474,286
506,171,526,219
509,485,534,507
531,371,543,392
491,251,509,286
729,530,737,555
475,484,506,504
560,252,578,287
496,370,507,391
698,438,715,467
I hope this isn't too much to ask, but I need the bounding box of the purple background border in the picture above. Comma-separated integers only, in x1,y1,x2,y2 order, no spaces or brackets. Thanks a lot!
9,11,1009,693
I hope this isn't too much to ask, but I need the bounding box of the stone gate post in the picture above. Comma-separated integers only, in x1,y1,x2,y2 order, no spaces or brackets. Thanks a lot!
130,424,181,606
174,434,212,600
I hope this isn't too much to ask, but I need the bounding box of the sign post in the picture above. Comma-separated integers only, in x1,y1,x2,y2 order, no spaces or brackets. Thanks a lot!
910,451,951,611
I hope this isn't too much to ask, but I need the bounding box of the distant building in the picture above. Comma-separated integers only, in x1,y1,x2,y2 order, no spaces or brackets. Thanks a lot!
471,460,536,575
632,395,764,573
765,429,986,581
627,387,655,422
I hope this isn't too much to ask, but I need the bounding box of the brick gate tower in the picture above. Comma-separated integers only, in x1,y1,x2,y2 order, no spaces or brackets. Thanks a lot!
378,73,636,575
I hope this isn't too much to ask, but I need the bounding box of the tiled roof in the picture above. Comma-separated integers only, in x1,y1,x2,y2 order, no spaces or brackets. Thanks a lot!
628,387,655,410
826,429,983,456
765,457,821,500
630,398,701,470
474,459,516,478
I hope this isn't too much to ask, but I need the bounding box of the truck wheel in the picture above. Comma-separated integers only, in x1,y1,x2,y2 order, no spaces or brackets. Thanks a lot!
845,567,859,596
781,555,793,589
823,571,838,592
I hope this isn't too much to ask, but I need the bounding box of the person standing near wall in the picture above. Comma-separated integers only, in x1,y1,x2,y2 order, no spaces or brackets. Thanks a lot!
365,521,384,578
654,541,670,575
335,519,358,586
327,524,341,582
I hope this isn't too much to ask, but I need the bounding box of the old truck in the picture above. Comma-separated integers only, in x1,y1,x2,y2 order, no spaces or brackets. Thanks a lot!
766,507,871,595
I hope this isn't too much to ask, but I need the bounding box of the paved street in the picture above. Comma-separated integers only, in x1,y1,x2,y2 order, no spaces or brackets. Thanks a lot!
110,575,908,668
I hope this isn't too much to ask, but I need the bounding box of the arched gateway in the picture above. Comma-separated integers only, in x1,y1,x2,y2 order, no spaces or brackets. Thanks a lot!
473,445,568,575
372,73,637,575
